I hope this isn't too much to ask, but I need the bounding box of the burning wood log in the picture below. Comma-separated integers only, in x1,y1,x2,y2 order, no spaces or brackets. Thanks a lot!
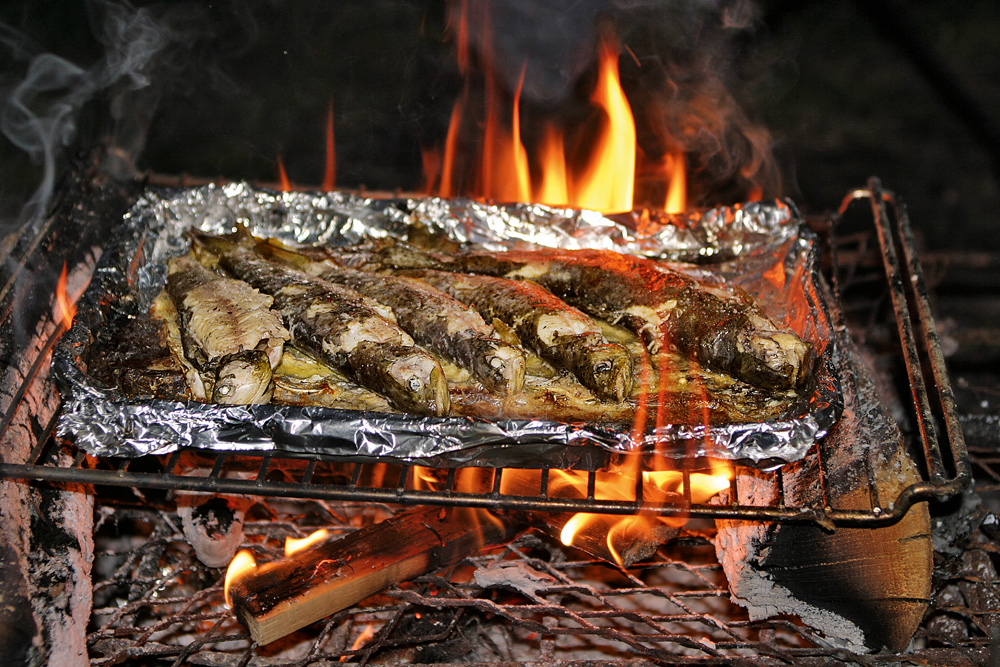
226,506,522,645
716,337,933,653
518,509,679,568
495,472,683,567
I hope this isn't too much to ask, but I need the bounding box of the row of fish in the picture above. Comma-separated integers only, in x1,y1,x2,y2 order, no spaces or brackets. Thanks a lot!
164,231,812,415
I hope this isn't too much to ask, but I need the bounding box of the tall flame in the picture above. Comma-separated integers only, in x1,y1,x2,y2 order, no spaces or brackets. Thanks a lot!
663,152,687,214
54,262,76,331
574,37,636,213
536,122,568,206
430,10,685,215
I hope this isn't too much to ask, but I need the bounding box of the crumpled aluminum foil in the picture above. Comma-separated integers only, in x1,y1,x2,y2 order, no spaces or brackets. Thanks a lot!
54,182,840,467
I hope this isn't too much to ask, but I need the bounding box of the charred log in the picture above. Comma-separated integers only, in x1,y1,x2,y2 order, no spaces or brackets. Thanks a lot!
716,336,932,652
228,506,523,645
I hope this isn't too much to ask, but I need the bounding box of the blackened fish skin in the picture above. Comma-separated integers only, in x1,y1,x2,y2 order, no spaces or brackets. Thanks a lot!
354,240,811,391
403,269,633,402
199,237,450,416
165,254,288,404
258,242,525,396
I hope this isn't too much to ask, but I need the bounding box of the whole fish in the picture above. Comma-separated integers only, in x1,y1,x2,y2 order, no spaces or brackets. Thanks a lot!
257,241,525,396
194,235,450,415
401,269,633,402
165,254,289,404
346,240,811,391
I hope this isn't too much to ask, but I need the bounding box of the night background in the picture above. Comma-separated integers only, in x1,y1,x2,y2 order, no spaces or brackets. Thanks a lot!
1,0,997,253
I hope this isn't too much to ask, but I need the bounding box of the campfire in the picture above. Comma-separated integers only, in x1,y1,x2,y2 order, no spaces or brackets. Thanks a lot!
0,1,985,665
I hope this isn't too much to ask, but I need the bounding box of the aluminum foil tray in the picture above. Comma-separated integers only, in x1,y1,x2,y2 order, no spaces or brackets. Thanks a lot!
54,182,841,467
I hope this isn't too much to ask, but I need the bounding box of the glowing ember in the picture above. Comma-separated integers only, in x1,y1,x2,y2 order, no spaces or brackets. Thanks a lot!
54,262,76,331
284,529,330,556
224,549,257,607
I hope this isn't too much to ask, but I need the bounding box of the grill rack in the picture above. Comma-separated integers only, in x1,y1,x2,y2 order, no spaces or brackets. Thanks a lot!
0,177,970,527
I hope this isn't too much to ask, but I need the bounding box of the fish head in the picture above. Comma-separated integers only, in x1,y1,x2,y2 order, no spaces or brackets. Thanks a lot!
585,344,635,402
348,342,451,416
385,351,451,416
212,350,274,404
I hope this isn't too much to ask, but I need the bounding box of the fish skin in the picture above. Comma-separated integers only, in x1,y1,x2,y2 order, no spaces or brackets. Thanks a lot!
200,238,450,416
351,240,811,391
165,254,288,404
403,269,633,402
257,241,525,396
315,269,526,397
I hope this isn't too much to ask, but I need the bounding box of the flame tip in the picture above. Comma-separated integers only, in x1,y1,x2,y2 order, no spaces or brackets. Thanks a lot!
224,549,258,607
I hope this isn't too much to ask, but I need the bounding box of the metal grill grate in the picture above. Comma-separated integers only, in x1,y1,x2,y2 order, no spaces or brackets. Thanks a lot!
0,170,992,665
83,467,1000,666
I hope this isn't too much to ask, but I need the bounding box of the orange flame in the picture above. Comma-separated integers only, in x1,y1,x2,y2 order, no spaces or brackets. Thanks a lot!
324,97,336,191
277,155,291,192
55,262,76,331
224,549,257,607
430,14,685,215
285,529,330,556
439,91,466,199
663,152,687,214
529,336,732,563
340,623,376,660
509,67,532,203
574,36,636,213
536,122,568,206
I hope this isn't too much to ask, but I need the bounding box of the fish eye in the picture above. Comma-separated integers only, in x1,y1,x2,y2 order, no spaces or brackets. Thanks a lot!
595,362,611,373
408,378,422,391
217,384,232,395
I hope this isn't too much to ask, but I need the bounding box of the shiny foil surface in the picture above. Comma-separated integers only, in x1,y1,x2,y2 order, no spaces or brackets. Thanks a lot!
55,182,841,467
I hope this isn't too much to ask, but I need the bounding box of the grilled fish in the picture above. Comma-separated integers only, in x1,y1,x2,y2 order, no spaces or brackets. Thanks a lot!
401,269,633,402
165,254,289,404
193,235,449,415
258,241,525,396
345,240,811,391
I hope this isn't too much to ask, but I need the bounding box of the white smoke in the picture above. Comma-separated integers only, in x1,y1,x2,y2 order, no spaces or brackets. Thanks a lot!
0,0,213,235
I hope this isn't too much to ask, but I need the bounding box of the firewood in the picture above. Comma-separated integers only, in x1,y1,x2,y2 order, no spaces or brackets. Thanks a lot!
228,506,522,645
716,337,933,653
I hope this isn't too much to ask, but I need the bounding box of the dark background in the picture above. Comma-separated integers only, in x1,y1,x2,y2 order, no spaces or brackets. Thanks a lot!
1,0,998,252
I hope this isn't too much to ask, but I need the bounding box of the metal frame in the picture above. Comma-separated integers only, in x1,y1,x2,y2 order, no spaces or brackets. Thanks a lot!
0,179,971,527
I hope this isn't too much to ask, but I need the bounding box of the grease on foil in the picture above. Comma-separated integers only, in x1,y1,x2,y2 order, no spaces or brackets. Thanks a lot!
54,182,840,467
